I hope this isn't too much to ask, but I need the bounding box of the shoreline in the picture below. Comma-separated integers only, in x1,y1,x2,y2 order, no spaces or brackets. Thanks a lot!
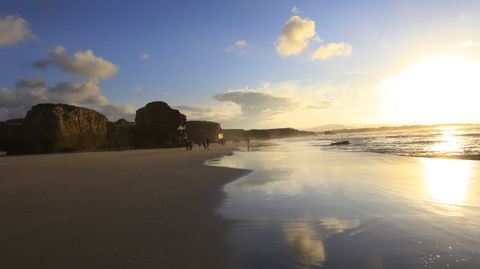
0,144,249,268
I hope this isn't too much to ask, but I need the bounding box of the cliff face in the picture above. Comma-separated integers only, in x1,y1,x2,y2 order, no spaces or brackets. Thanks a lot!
186,121,222,143
3,104,109,154
0,119,24,153
107,118,134,148
134,101,186,148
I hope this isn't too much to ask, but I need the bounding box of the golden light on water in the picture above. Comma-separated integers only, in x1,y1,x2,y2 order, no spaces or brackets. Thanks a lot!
422,158,473,205
429,126,462,154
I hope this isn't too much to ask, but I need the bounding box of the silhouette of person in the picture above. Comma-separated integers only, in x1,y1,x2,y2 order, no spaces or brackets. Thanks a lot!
206,139,210,150
185,139,189,151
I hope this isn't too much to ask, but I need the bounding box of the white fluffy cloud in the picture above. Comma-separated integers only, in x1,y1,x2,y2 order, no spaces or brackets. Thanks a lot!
0,77,134,120
225,40,248,52
0,15,36,46
312,42,352,60
33,46,118,79
276,16,316,57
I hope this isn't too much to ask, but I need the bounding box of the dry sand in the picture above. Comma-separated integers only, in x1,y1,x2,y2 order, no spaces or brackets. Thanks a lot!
0,145,248,269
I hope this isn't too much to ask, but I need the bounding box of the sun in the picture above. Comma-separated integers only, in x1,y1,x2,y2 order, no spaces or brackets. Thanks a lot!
379,55,480,124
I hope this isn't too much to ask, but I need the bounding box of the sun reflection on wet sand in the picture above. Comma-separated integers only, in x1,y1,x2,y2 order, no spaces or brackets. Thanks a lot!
422,158,473,205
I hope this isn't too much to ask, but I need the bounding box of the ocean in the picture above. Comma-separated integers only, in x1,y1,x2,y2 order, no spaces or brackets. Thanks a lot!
209,133,480,268
319,125,480,159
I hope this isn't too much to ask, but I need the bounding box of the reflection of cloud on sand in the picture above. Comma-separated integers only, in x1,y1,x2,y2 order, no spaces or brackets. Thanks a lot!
284,222,326,267
284,218,361,268
233,169,289,188
321,217,360,233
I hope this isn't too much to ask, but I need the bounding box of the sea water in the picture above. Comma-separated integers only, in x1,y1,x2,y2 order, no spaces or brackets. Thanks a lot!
210,137,480,268
319,125,480,159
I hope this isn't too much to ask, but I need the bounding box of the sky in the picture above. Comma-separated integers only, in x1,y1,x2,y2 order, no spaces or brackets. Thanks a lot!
1,0,480,129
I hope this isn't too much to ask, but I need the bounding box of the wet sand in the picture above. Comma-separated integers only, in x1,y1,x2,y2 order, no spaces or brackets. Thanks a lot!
0,145,248,269
213,139,480,268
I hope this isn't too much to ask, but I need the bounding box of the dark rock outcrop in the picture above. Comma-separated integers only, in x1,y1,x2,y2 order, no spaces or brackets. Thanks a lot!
0,119,24,153
2,104,109,154
134,101,186,148
330,141,349,146
186,121,222,143
107,118,134,148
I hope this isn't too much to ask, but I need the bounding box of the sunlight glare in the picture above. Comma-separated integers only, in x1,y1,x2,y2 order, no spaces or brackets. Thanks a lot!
429,126,463,155
422,158,473,205
380,56,480,124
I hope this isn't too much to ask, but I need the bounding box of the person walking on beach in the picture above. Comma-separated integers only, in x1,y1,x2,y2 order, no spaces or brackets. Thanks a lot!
206,139,210,150
185,139,193,151
202,140,207,150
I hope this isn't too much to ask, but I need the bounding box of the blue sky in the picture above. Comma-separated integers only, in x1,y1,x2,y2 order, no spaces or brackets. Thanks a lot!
2,0,480,128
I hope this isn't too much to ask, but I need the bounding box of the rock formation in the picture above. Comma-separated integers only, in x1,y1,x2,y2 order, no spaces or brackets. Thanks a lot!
134,101,186,148
185,121,222,144
107,118,134,148
0,119,25,153
2,104,109,154
330,141,349,146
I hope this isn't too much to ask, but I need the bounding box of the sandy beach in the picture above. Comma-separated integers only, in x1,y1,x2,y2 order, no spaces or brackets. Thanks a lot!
0,145,248,269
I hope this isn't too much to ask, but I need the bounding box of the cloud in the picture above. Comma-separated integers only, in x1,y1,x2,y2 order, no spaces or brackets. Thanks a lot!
15,77,45,88
312,36,323,43
214,81,331,117
291,6,300,14
48,79,109,105
174,81,333,128
214,90,298,116
276,16,316,57
0,15,36,46
175,103,242,121
33,46,118,79
0,77,134,120
139,53,150,60
312,42,352,60
224,40,248,52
